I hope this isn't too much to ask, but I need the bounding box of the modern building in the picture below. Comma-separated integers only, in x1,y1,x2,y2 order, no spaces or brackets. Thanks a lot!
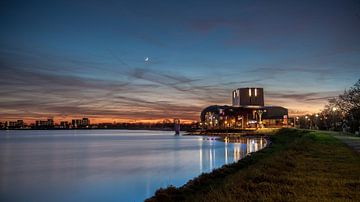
71,118,90,128
232,88,264,107
72,119,82,128
34,119,54,129
5,121,18,128
82,118,90,127
201,87,288,129
16,120,24,128
60,121,69,129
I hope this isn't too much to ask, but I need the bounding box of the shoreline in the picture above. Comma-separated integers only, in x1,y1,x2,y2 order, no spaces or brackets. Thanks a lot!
146,128,360,201
185,128,280,136
185,128,279,144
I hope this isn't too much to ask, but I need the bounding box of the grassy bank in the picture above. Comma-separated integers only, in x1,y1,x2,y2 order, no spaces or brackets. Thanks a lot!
146,129,360,201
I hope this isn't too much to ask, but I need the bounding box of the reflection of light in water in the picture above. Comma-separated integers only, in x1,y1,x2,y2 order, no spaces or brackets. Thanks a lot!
198,138,203,173
246,138,266,154
209,138,216,171
209,144,212,170
234,143,242,161
225,142,228,164
198,137,267,173
213,145,215,169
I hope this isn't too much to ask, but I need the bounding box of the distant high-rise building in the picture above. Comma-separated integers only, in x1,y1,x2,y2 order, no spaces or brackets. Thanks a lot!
6,121,17,128
17,120,24,128
71,118,89,128
47,119,54,127
60,121,69,129
82,118,90,127
35,119,54,128
72,119,82,128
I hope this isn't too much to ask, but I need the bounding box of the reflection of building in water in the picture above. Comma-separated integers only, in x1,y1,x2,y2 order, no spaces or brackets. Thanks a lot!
225,142,228,164
247,138,266,154
233,143,247,161
198,138,216,173
198,138,267,172
209,143,215,170
198,139,203,173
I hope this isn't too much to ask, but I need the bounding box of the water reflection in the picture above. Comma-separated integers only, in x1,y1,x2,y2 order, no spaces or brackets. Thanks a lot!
198,137,267,172
0,130,267,202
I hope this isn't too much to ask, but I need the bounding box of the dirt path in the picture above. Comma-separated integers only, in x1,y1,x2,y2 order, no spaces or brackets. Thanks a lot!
333,134,360,153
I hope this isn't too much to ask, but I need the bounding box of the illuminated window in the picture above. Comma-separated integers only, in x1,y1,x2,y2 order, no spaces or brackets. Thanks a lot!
249,88,252,96
255,88,257,96
233,92,236,98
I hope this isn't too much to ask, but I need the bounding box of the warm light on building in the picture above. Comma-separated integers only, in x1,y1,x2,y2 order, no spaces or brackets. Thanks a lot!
202,87,288,129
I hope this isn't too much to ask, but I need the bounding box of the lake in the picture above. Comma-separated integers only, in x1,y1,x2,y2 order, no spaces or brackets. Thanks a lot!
0,130,266,202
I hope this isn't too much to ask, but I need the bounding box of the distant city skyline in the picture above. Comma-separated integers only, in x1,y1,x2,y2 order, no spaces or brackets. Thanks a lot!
1,0,360,123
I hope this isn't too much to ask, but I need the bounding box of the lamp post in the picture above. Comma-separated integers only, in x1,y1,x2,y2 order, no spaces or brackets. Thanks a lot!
295,117,299,128
257,110,264,128
332,107,337,130
315,114,319,130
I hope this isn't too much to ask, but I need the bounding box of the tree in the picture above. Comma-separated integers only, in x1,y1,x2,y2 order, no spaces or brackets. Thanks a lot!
320,79,360,132
339,79,360,113
338,79,360,132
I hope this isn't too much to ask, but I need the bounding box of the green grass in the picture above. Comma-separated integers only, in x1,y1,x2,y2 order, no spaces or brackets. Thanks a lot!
146,129,360,202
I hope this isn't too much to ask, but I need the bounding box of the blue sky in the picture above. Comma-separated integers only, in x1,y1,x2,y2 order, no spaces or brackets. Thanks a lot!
1,0,360,122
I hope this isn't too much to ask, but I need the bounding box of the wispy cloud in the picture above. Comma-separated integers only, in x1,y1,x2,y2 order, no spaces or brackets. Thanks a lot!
0,52,225,121
266,91,340,102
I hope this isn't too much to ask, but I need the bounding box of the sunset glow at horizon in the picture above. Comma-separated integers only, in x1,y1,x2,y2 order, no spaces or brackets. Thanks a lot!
1,0,360,123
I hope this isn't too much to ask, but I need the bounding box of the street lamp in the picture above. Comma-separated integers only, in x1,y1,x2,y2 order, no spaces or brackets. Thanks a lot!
304,116,308,128
295,117,299,128
332,107,337,130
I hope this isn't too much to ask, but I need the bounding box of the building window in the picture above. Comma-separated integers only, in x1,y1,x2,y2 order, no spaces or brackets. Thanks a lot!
249,88,252,96
255,88,257,96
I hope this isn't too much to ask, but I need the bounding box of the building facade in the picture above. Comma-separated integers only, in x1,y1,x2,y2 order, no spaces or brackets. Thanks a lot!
232,88,264,107
71,118,90,128
201,88,288,129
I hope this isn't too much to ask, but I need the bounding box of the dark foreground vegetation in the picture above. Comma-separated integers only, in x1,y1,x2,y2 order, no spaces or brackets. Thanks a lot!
146,129,360,201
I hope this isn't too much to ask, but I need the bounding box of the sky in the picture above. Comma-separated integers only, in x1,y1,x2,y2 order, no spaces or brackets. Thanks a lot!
1,0,360,123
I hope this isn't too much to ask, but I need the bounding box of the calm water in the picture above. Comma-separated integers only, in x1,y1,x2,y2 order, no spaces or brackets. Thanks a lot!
0,130,266,202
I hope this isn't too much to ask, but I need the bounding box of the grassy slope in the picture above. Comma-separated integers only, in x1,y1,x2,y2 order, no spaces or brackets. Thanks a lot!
146,129,360,202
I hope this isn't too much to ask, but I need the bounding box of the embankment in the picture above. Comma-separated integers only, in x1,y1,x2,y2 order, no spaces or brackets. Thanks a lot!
146,128,360,201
